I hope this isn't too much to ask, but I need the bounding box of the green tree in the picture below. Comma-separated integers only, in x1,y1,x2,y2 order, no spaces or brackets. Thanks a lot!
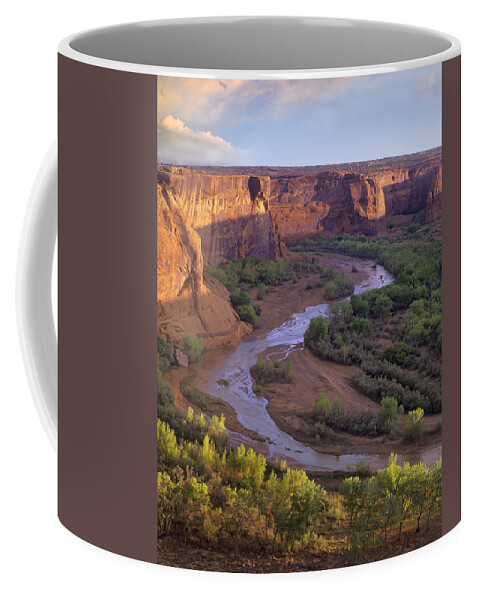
352,318,372,333
184,333,203,363
314,393,331,421
378,396,402,435
256,282,266,300
351,294,370,318
382,342,414,366
341,476,364,550
270,469,327,551
325,281,338,300
405,408,425,441
285,356,293,382
305,316,329,343
230,289,251,310
237,304,258,326
375,454,403,541
373,294,393,317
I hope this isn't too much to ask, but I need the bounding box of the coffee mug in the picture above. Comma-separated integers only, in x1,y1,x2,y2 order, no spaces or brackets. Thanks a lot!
17,17,460,572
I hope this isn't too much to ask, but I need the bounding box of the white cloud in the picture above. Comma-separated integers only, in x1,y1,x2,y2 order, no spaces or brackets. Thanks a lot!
157,115,246,166
157,76,360,127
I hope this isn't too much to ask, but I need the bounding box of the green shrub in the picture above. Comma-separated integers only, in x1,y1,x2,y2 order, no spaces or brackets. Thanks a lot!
251,355,292,384
230,289,251,310
305,316,329,343
184,334,203,363
157,335,175,370
350,295,369,318
373,294,393,317
382,342,414,366
352,318,372,333
405,408,424,441
256,283,266,300
157,378,175,410
237,304,258,326
314,393,331,421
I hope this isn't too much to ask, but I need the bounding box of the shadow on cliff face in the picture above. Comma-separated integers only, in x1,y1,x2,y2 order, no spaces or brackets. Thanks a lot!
382,165,442,221
194,213,280,267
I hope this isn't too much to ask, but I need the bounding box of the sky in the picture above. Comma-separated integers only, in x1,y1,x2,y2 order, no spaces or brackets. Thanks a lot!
157,64,441,167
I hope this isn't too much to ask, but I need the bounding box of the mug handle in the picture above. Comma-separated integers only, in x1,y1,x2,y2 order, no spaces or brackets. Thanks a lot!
16,143,58,450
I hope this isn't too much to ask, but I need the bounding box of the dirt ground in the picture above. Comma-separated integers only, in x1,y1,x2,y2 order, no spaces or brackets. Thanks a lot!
157,518,442,573
163,255,371,445
260,346,442,457
250,252,369,334
164,252,441,463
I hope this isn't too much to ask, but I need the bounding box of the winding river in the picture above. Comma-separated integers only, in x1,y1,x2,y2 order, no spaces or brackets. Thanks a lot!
198,255,442,472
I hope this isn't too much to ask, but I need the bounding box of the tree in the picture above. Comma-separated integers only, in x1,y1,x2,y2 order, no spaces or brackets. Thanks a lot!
351,294,370,318
256,282,266,300
405,408,424,441
352,318,372,333
325,281,338,300
305,316,329,343
285,356,293,382
157,471,178,535
184,334,203,363
230,289,251,310
314,393,331,421
373,294,393,317
341,476,364,550
375,454,403,541
271,469,326,551
179,477,210,536
382,342,413,366
237,304,258,326
378,396,402,435
334,300,353,321
240,265,256,284
157,420,179,464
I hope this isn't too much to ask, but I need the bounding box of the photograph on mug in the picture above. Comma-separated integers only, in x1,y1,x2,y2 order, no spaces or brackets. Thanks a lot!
156,66,443,572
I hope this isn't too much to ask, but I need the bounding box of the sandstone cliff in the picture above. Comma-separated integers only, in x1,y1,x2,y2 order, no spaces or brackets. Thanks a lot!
156,148,442,349
157,180,251,348
269,171,386,241
373,157,442,222
158,166,279,266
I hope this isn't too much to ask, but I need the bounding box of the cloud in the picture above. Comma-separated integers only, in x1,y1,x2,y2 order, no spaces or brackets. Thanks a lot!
157,76,361,127
157,115,246,166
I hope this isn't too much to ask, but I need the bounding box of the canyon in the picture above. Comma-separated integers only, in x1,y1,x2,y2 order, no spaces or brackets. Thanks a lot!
157,147,442,349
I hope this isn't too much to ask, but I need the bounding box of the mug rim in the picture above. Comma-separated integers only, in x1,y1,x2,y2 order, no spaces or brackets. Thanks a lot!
58,16,461,80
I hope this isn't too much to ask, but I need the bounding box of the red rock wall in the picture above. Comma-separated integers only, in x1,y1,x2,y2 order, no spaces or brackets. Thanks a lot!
269,171,386,241
157,182,251,348
156,151,442,348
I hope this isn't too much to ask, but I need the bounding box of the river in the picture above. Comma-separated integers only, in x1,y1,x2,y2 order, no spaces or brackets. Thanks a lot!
197,254,442,472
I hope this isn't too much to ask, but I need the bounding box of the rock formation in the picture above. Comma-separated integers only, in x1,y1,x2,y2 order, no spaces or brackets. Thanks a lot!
373,156,442,222
269,171,386,241
157,166,279,266
157,148,442,349
157,178,251,348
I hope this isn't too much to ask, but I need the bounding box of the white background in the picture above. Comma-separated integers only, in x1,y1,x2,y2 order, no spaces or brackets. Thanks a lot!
0,2,475,598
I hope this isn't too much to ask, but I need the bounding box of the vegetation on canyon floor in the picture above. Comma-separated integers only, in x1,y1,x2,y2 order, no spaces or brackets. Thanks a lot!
156,392,441,562
250,355,293,386
157,220,443,568
291,223,442,416
207,254,356,327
